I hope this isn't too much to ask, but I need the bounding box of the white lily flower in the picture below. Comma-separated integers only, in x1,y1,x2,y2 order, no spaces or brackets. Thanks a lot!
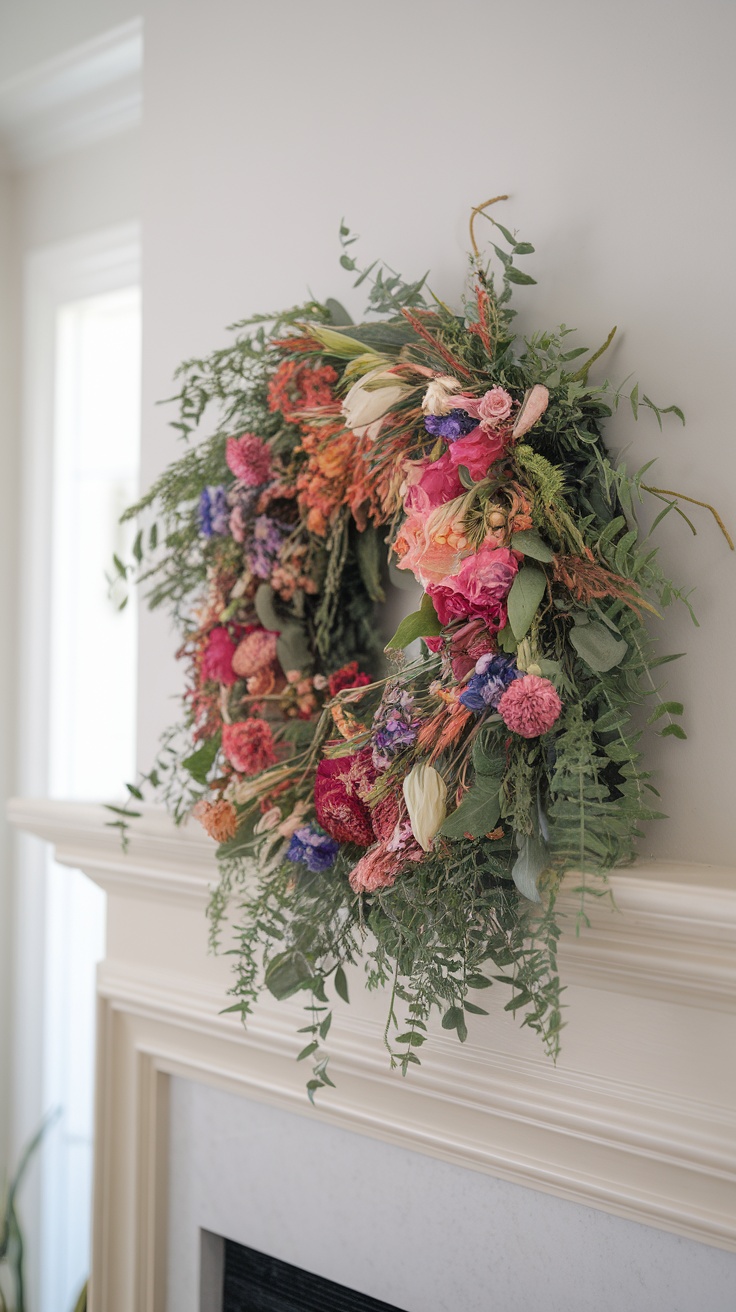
403,761,448,851
342,367,411,436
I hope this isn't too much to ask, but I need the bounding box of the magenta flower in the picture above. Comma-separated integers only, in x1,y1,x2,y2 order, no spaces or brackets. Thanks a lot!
448,428,506,479
427,544,519,627
497,674,562,738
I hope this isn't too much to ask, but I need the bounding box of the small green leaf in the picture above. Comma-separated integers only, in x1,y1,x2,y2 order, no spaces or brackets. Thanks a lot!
570,621,628,673
506,266,537,286
355,526,385,602
254,582,284,632
647,701,684,723
334,964,349,1004
264,951,313,1001
659,723,687,740
513,241,535,255
497,625,518,654
112,553,127,578
319,1013,332,1040
132,529,143,564
466,973,493,989
182,735,220,785
630,383,639,419
507,566,547,640
463,1002,489,1016
457,464,476,489
385,593,442,649
297,1041,319,1062
277,623,311,674
324,298,353,326
441,1006,465,1032
472,729,504,777
440,774,502,839
509,529,554,563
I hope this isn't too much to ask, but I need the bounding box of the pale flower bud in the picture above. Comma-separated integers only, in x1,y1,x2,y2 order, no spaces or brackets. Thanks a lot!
421,375,464,416
403,761,448,851
512,384,549,438
342,368,412,436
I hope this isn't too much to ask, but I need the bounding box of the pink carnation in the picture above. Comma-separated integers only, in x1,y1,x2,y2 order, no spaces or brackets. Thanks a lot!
226,433,273,486
448,428,506,479
222,718,277,774
201,626,238,685
497,674,562,738
232,627,279,678
427,544,519,627
349,844,400,893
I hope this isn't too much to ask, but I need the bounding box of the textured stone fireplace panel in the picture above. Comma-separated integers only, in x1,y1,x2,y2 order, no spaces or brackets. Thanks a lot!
167,1078,736,1312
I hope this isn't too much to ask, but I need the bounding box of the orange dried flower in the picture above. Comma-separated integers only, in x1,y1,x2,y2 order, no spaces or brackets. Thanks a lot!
193,799,238,843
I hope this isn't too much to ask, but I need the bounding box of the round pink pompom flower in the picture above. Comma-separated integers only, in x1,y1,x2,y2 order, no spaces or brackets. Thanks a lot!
226,433,273,487
232,627,279,679
497,675,562,739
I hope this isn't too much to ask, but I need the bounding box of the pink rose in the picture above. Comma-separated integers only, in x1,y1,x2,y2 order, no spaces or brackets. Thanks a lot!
458,387,514,430
448,428,506,480
427,544,519,627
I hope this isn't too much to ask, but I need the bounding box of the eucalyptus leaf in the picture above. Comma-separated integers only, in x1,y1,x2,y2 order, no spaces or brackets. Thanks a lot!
440,774,502,839
182,735,220,785
324,298,353,325
510,529,554,563
507,566,547,640
570,620,628,672
355,526,385,602
385,592,442,649
277,623,312,673
265,951,313,1001
254,582,284,633
511,832,547,903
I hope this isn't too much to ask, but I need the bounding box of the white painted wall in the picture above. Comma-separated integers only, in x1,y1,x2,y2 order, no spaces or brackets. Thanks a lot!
139,0,736,868
0,163,20,1188
0,1,140,84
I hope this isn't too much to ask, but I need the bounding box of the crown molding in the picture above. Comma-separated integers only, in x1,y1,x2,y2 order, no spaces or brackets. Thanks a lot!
0,19,142,171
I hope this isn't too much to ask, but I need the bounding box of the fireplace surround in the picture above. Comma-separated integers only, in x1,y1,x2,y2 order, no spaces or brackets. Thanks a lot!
7,797,735,1310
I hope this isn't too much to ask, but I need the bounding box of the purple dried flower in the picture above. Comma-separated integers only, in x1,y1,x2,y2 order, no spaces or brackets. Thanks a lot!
424,409,477,442
459,655,521,712
199,485,230,537
286,824,339,872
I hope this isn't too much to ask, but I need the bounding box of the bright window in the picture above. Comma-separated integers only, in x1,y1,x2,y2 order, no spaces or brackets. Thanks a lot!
41,285,140,1309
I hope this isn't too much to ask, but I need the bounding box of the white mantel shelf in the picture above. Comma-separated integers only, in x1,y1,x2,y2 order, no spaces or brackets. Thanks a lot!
8,797,736,1311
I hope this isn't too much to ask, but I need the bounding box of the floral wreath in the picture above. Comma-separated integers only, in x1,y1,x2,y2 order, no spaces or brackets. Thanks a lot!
116,197,732,1099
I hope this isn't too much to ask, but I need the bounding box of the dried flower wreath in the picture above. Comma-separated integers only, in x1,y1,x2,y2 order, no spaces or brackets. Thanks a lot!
115,198,732,1098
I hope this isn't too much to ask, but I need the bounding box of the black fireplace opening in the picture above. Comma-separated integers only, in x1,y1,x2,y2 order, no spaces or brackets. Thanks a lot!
219,1236,405,1312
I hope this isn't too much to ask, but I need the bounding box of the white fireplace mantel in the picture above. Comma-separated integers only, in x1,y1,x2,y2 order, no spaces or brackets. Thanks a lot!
8,796,736,1310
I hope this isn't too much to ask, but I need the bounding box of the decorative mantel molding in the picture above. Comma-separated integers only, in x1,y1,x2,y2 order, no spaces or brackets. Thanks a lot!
8,797,736,1310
